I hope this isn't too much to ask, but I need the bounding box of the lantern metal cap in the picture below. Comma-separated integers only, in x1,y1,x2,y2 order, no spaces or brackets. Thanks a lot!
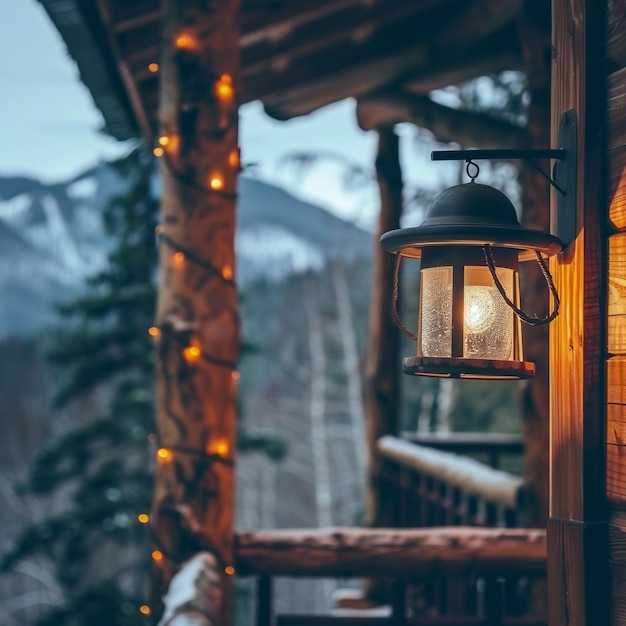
381,183,563,261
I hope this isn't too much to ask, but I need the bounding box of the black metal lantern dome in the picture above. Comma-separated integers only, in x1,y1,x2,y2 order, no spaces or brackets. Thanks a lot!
381,180,564,380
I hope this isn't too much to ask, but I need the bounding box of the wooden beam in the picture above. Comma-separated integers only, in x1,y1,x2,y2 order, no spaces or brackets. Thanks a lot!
364,129,403,530
235,527,547,577
151,0,240,622
356,92,526,148
549,0,609,625
107,0,160,34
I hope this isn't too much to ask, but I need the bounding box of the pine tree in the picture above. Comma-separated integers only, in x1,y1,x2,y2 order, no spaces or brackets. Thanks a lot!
1,147,158,625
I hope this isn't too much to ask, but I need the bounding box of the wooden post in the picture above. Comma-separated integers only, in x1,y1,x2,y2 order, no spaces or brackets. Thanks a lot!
151,0,240,623
364,127,403,528
549,1,608,625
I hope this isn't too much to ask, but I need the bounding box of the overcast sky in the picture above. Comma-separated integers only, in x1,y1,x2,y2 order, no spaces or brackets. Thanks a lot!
1,2,406,226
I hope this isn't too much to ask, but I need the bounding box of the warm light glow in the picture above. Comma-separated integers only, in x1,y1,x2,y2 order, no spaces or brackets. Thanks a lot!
231,370,240,381
153,147,164,158
215,75,234,101
225,565,235,575
209,174,224,191
210,438,230,457
139,605,152,616
222,265,233,280
148,326,160,337
148,62,159,73
175,33,197,50
138,513,150,524
157,448,173,462
183,345,202,363
158,135,170,147
152,550,164,561
172,252,186,266
228,149,240,169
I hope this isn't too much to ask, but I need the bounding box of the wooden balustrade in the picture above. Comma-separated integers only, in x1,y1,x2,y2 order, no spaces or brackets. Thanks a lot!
377,436,524,528
235,527,547,626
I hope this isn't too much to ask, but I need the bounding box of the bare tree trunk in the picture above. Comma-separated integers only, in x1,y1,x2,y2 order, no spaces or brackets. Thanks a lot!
364,128,403,528
516,0,551,528
152,0,240,622
331,264,367,492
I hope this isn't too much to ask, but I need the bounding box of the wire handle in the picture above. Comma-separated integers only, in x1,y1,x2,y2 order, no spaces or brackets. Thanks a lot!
483,244,560,326
391,252,418,340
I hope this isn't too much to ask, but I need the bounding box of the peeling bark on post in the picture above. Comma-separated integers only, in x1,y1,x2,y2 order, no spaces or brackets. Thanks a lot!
151,0,239,623
364,128,403,529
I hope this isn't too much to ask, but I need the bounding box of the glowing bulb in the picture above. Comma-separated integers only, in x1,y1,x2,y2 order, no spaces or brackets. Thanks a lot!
464,286,497,335
148,62,159,73
172,252,185,266
222,265,233,280
209,174,224,191
228,149,240,169
225,565,235,575
152,550,163,561
158,135,170,146
153,147,164,157
157,448,173,462
183,345,202,363
210,438,229,457
138,513,150,524
139,605,152,615
148,326,160,337
175,33,197,50
231,370,240,381
215,75,234,101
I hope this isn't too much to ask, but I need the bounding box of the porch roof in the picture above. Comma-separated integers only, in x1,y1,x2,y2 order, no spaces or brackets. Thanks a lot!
38,0,524,141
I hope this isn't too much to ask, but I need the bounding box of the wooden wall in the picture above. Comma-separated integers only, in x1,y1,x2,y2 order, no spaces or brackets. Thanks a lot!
607,1,626,623
549,1,608,625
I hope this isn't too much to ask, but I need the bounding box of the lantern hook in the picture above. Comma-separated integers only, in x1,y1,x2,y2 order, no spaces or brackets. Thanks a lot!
466,160,480,182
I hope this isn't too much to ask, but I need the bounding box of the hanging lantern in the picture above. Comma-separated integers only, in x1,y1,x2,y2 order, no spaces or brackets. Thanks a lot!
381,164,563,380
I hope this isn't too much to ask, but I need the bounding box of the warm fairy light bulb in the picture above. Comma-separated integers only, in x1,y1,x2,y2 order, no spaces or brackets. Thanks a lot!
209,174,224,190
231,370,240,381
172,251,185,266
215,75,234,102
158,135,170,146
138,513,150,524
183,345,202,363
464,287,496,334
153,147,164,158
148,62,159,73
156,448,173,462
225,565,235,575
222,265,233,280
210,438,229,457
148,326,160,337
152,550,164,561
228,149,240,169
175,32,197,50
139,605,152,615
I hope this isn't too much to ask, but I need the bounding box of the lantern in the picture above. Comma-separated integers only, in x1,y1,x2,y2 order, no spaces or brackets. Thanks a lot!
381,175,563,380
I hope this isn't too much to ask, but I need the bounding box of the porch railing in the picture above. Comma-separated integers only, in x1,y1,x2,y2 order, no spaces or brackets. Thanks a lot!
378,435,525,528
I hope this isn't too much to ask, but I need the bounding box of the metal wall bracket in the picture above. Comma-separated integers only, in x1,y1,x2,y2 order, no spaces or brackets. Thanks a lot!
431,108,578,248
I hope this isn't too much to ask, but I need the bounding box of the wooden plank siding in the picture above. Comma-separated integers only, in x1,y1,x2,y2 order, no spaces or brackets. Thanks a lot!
549,1,608,625
607,4,626,622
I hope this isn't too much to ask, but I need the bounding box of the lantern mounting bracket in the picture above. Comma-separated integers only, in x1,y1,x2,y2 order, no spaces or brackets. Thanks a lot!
431,110,577,247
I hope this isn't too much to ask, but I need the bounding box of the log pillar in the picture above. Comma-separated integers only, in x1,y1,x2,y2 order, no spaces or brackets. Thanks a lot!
151,0,240,623
363,127,403,528
549,1,608,624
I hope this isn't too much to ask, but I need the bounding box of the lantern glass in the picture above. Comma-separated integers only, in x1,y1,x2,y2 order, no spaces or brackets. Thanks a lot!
463,266,514,360
420,266,452,357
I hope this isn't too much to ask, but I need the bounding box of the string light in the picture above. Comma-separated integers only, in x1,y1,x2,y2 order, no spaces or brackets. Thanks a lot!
228,149,240,169
231,371,240,381
209,174,224,191
148,326,160,337
209,438,230,457
139,605,152,616
138,513,150,524
153,146,164,158
156,448,173,462
175,32,198,50
222,265,233,280
158,135,170,147
215,74,234,102
225,565,235,575
148,62,159,73
152,549,164,561
172,251,186,266
183,344,202,364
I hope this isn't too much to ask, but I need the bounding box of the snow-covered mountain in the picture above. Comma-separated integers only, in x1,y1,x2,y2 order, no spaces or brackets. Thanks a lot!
0,166,372,336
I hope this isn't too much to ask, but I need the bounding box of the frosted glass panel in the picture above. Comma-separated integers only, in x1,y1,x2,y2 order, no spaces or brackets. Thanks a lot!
420,266,452,357
463,266,513,360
